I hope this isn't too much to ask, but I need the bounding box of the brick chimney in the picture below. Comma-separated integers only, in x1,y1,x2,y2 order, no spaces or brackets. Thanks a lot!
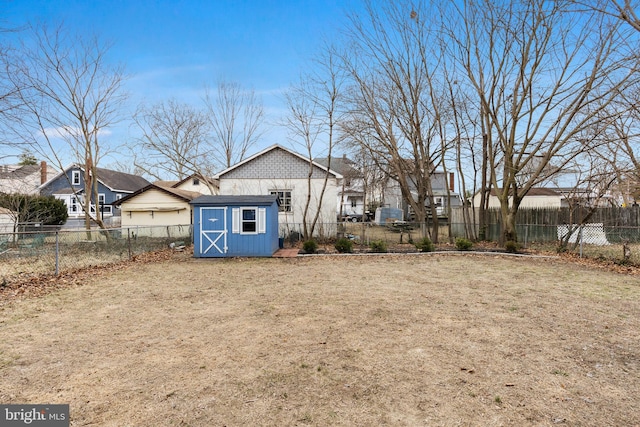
40,161,47,184
449,172,455,192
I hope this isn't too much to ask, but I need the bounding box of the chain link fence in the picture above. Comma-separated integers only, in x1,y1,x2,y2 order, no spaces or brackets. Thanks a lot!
0,225,192,282
2,215,637,284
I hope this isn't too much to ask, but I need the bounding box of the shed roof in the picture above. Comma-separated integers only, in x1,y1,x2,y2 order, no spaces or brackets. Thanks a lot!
112,184,202,206
190,195,280,206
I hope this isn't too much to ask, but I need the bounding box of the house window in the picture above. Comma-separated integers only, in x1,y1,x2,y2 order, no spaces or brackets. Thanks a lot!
193,178,200,186
351,199,357,208
116,194,122,200
98,193,106,205
69,196,78,213
241,208,257,233
72,171,81,186
270,190,292,212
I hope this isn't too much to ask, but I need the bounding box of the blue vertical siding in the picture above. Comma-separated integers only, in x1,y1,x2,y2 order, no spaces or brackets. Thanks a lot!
191,196,280,258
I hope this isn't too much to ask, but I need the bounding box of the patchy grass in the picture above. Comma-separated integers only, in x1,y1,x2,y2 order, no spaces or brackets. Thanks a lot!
0,254,639,426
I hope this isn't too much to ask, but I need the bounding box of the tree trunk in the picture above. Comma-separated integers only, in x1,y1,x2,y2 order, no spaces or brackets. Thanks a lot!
502,209,517,243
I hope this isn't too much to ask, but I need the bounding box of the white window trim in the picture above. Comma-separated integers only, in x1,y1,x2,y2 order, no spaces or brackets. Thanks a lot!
269,189,292,213
72,170,81,186
240,207,258,235
232,207,266,235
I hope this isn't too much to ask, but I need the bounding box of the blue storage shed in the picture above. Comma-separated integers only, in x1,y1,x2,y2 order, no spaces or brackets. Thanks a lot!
191,195,280,258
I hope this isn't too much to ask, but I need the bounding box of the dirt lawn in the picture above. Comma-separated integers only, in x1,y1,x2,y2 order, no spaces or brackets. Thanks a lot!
0,254,638,426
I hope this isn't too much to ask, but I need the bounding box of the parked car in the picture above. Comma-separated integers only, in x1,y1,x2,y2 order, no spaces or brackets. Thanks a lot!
339,212,372,222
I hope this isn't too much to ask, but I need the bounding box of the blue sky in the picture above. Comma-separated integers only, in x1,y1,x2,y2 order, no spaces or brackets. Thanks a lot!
3,0,359,165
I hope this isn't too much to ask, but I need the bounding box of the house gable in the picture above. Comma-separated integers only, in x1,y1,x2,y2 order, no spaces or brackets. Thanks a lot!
216,145,339,180
39,164,150,196
172,174,218,195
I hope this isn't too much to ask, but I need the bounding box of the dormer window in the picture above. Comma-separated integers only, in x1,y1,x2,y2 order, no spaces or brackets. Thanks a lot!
72,170,81,186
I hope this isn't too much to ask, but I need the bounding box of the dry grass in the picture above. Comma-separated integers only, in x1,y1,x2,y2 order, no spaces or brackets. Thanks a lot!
1,254,639,426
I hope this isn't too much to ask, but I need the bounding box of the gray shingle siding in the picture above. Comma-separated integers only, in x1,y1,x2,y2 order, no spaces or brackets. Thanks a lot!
221,147,327,180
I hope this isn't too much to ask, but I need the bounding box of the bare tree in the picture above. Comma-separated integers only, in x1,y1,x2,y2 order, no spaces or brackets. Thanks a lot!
0,27,29,159
3,23,127,236
339,0,453,242
574,0,640,32
447,0,640,243
283,46,345,240
597,85,640,205
203,80,265,170
131,98,214,190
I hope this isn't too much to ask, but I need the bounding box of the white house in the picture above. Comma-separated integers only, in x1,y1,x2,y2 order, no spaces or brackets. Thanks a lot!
472,188,564,208
315,156,367,220
0,162,56,195
0,207,15,234
214,144,342,237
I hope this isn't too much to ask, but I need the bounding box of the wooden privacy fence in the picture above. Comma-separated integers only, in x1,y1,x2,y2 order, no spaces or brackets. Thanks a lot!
449,206,640,243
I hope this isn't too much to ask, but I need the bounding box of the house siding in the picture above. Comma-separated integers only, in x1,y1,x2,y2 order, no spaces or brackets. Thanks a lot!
174,180,216,195
218,178,338,226
119,188,193,232
222,147,327,180
217,145,340,237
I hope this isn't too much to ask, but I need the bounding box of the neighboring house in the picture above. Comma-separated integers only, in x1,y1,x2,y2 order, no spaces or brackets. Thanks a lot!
384,170,462,220
0,162,56,195
39,164,150,221
470,187,614,209
214,144,342,236
172,174,219,195
472,188,563,209
112,184,201,236
315,156,366,220
0,207,15,234
191,195,280,257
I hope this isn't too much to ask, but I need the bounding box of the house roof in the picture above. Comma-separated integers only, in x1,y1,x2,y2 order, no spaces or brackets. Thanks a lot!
213,144,343,179
39,164,150,193
154,180,179,187
112,184,202,206
314,157,361,178
190,195,280,206
0,164,40,179
94,167,151,192
172,173,219,189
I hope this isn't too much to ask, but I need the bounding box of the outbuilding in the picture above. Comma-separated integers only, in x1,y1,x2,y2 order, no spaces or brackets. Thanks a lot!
191,195,280,258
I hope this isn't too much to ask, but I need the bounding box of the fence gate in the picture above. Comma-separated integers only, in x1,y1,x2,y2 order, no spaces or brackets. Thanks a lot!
199,207,227,255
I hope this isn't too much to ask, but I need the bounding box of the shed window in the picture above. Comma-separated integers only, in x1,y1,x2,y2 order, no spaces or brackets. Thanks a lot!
232,207,266,235
242,208,257,233
269,190,292,212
